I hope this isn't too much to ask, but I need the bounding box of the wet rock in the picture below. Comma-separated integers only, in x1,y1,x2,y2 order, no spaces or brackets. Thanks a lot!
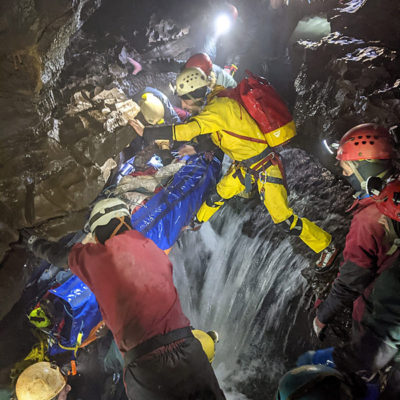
0,0,102,261
293,32,400,167
330,0,400,50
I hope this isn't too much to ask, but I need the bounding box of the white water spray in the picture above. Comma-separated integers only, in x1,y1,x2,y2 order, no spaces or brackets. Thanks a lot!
171,201,311,399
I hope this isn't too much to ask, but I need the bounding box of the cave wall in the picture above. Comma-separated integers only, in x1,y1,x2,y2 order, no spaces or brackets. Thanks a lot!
0,0,399,395
0,0,104,261
293,0,400,166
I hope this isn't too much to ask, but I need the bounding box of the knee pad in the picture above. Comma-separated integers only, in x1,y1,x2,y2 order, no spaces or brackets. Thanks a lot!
276,215,303,236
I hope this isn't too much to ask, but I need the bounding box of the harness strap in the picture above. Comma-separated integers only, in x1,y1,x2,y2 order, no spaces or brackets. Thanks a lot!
265,176,284,185
241,147,272,168
109,217,132,240
124,326,193,368
385,217,400,256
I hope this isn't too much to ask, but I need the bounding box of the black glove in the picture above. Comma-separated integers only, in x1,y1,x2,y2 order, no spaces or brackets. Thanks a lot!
189,216,203,232
20,228,39,250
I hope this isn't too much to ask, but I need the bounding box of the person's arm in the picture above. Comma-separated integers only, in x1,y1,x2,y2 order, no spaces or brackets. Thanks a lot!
317,215,382,324
141,120,204,144
30,237,71,268
212,64,237,89
335,261,400,373
178,135,220,159
194,135,219,153
140,99,228,143
316,260,375,324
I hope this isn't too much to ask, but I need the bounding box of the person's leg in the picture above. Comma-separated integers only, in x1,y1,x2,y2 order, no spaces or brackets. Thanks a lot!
124,337,225,400
197,165,245,222
258,164,331,253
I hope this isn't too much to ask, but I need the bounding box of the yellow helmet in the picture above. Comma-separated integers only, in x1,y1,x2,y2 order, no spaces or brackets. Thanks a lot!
28,307,51,328
16,362,66,400
176,67,209,97
192,329,218,363
89,197,130,233
139,93,165,125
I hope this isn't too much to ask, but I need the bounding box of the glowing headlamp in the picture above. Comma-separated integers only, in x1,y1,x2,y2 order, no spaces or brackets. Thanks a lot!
215,13,232,36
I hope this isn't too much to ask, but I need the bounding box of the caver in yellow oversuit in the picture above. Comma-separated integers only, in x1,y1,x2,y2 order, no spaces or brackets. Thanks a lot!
141,67,332,254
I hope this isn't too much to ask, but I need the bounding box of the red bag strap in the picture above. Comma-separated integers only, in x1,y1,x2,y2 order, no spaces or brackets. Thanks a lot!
223,130,268,144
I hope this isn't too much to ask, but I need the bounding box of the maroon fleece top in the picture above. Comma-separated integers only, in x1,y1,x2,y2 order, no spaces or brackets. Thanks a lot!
69,230,190,354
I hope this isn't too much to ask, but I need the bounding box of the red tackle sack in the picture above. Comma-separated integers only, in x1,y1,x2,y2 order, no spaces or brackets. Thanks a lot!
217,70,296,147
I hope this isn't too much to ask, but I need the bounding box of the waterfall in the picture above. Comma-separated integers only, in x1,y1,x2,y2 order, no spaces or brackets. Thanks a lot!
170,200,312,399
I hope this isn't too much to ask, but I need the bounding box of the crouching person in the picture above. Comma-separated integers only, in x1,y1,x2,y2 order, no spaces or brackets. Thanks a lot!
15,362,71,400
24,198,225,400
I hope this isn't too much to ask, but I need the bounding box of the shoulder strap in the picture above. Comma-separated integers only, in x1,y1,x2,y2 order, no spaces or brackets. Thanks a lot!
385,216,400,255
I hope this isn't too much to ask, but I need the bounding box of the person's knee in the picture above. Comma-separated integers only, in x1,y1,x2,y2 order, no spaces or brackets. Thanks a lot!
205,189,226,207
276,215,303,236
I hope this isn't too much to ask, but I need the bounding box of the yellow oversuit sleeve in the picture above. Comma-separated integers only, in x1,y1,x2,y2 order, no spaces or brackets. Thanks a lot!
173,100,231,142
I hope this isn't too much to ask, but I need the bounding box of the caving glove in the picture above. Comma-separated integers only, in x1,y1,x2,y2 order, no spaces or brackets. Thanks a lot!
20,228,39,251
313,316,327,340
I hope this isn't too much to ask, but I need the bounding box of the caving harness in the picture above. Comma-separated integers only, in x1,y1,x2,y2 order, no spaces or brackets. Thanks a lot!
124,327,194,368
230,146,288,196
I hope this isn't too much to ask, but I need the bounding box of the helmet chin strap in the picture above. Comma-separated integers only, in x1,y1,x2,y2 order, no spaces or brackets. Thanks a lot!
347,160,390,191
94,217,132,243
185,92,205,106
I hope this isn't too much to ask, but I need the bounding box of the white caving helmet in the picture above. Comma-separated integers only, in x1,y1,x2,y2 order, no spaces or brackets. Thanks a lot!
89,198,130,233
176,67,210,98
139,92,165,125
16,362,66,400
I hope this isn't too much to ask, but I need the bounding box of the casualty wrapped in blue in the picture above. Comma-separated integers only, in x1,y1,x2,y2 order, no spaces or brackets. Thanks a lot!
131,154,221,249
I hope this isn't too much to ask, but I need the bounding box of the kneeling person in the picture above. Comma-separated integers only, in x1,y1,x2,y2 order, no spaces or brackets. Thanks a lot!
26,198,225,400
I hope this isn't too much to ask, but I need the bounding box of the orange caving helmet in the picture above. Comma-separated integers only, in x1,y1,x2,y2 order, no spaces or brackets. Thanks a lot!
336,123,395,161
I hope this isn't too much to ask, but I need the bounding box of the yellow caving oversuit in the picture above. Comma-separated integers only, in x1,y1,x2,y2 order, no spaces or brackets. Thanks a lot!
173,91,331,253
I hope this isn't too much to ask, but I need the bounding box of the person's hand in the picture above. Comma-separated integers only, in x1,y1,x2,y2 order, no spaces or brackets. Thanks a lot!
203,151,214,163
20,228,39,250
57,384,71,400
178,144,197,157
313,316,327,340
128,119,144,136
95,321,109,338
81,232,96,245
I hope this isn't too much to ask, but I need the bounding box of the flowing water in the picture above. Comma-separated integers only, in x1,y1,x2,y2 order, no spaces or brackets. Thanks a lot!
170,199,314,399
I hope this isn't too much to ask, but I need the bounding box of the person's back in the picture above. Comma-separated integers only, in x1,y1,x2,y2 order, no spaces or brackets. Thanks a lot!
182,92,267,162
141,87,181,125
26,198,225,400
69,229,190,354
211,64,237,89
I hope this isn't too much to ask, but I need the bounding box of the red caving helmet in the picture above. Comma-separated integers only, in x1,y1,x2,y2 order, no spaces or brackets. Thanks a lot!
336,123,395,161
185,53,213,76
374,178,400,221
